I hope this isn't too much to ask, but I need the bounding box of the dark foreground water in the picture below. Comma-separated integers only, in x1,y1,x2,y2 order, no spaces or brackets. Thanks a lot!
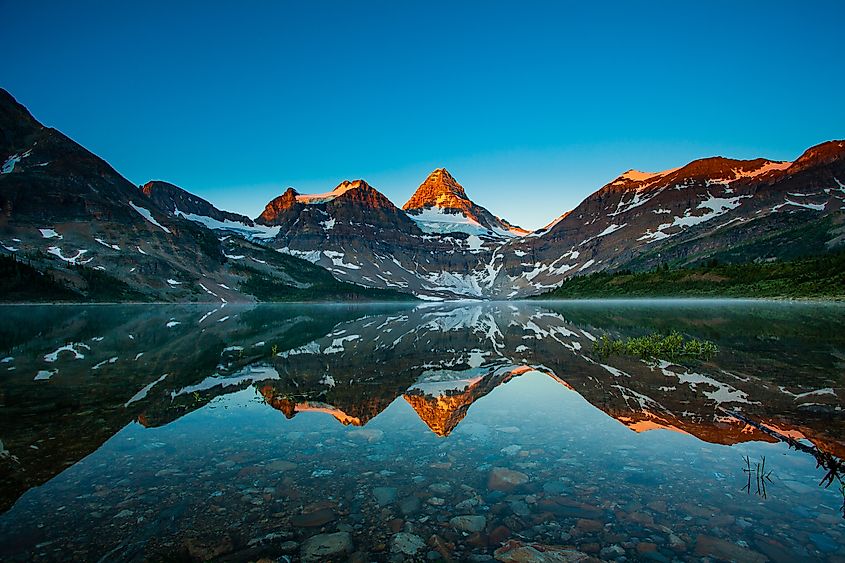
0,301,843,562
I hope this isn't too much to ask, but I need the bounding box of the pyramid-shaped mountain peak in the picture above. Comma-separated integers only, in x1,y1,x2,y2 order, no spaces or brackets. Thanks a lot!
401,169,527,238
403,168,470,211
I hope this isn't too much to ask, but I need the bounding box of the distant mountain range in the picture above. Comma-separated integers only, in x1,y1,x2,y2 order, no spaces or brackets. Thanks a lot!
1,88,843,301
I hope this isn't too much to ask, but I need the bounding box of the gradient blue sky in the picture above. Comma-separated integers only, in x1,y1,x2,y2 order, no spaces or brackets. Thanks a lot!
3,1,843,229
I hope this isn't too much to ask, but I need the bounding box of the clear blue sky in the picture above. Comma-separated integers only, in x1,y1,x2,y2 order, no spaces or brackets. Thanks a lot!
3,1,843,229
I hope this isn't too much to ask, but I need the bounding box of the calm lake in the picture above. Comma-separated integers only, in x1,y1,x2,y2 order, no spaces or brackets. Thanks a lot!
0,301,843,562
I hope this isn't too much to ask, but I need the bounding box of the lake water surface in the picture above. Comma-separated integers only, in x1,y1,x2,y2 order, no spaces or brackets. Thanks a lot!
0,301,843,562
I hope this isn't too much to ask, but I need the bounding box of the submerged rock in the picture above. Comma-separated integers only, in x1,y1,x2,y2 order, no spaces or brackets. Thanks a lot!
399,495,421,515
494,540,590,562
265,459,298,471
455,496,481,511
428,534,454,560
599,545,625,559
392,532,426,555
668,533,686,552
291,508,336,527
450,515,486,533
542,481,567,495
373,486,397,506
301,532,354,562
183,534,235,561
488,468,529,491
489,525,512,544
693,535,767,563
429,482,452,495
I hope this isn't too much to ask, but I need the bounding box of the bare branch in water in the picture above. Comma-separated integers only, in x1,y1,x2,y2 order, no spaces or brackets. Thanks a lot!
742,455,774,498
723,407,845,518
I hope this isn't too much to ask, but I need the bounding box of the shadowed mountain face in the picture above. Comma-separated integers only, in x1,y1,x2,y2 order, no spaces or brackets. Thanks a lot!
121,145,845,299
0,90,413,303
1,302,842,518
0,90,231,301
141,181,256,228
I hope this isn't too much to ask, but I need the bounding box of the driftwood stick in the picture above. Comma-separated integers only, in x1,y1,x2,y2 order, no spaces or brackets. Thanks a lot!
719,408,817,455
720,407,845,517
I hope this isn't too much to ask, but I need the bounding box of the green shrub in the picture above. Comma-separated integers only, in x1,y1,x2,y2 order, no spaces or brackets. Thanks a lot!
595,330,718,361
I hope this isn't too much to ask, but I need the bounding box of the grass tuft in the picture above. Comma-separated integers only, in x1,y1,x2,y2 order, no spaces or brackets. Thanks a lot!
595,330,717,361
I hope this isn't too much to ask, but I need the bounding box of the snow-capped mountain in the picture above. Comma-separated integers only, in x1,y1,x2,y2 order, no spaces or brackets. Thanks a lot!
142,180,255,227
2,85,844,302
0,89,410,303
248,148,843,299
140,180,280,241
488,144,845,297
256,180,417,232
402,168,528,237
253,179,502,299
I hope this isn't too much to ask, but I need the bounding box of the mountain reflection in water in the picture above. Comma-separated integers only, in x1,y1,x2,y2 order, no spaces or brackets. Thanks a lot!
0,301,843,561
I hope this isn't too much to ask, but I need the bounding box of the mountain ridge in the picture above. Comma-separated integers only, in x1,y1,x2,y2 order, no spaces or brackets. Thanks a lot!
487,139,845,297
0,88,416,303
2,87,843,301
141,180,256,227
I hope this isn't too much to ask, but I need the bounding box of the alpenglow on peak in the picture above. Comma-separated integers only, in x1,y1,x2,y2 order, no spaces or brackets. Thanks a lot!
402,168,527,237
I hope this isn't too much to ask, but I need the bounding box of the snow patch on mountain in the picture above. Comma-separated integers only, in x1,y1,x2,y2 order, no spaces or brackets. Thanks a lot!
44,342,89,362
409,208,525,239
1,149,32,173
422,271,484,298
279,247,323,264
409,207,488,235
409,367,487,396
656,361,751,405
323,250,361,270
638,193,751,243
324,335,360,354
771,199,827,212
125,374,168,406
611,167,680,187
173,365,280,397
94,237,121,251
295,181,361,204
706,161,792,185
596,223,626,237
39,228,61,239
48,246,92,265
174,207,280,240
129,201,171,233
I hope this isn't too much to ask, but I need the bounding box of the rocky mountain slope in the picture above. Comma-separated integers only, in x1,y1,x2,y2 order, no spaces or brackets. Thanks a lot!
250,179,511,299
2,86,842,301
489,143,845,297
130,175,512,299
0,89,411,303
140,180,277,239
242,143,844,299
